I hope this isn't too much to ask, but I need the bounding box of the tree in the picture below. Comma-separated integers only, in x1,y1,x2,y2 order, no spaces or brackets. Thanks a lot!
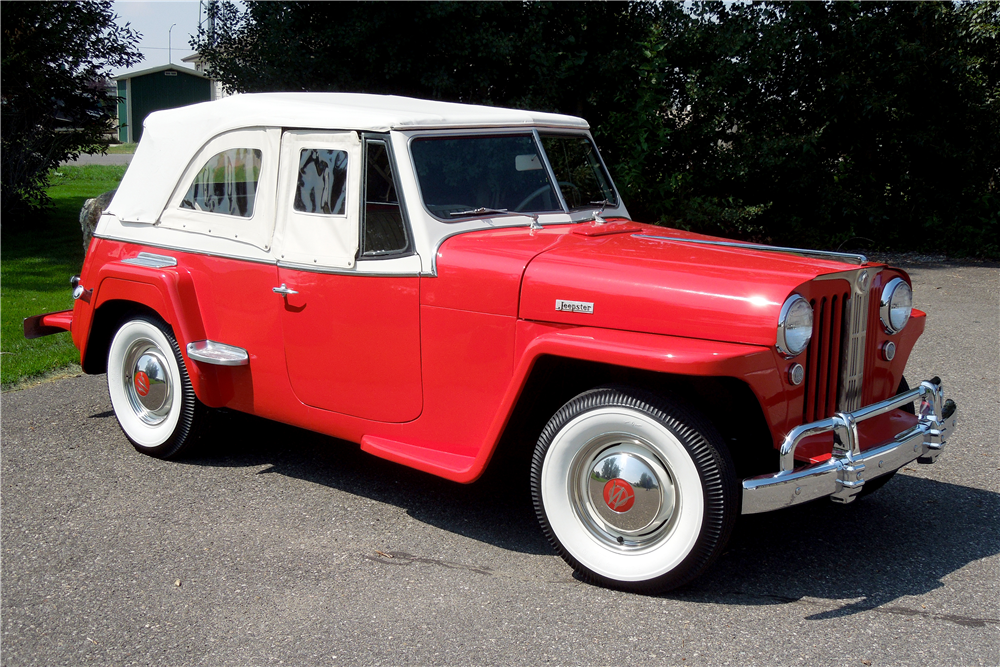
606,1,999,255
1,1,142,225
193,1,998,257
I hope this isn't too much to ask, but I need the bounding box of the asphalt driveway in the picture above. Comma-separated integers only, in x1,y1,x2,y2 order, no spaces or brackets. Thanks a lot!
2,260,997,666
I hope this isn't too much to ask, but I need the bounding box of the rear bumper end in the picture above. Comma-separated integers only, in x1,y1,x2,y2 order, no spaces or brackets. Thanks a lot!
23,310,74,339
742,378,957,514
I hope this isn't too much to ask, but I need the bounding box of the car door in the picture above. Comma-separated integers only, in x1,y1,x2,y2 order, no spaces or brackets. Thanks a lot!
272,130,421,422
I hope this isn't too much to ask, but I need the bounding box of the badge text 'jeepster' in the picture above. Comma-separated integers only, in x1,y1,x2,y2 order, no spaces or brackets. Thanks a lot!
555,299,594,314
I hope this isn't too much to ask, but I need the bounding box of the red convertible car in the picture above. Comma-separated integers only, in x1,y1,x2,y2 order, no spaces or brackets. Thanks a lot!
26,93,957,592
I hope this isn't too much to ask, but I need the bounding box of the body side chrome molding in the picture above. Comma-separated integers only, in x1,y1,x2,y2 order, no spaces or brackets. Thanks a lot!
275,260,421,278
94,233,278,266
633,234,868,266
120,252,178,269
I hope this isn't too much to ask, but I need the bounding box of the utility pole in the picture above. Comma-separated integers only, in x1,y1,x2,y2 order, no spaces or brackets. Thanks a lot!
168,23,178,64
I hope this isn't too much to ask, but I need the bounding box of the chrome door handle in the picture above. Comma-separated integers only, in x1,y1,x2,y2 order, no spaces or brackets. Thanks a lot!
272,283,298,296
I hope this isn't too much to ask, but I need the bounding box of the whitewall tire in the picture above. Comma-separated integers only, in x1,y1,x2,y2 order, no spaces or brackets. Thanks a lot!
106,315,203,458
531,386,738,593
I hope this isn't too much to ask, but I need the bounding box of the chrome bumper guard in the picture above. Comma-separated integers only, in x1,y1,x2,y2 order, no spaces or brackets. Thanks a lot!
742,378,957,514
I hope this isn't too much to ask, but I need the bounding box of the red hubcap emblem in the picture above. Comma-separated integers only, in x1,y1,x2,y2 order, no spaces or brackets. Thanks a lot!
134,371,150,397
603,478,635,513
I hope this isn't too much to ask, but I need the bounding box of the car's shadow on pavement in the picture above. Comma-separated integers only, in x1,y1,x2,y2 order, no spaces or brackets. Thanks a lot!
180,408,999,619
676,474,999,622
181,409,551,556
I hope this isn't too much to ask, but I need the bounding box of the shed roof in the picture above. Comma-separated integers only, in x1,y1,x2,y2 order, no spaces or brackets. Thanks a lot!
114,64,209,81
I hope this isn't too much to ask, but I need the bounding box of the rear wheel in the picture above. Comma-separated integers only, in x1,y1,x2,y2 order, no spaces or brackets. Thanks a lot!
531,386,738,593
106,315,204,458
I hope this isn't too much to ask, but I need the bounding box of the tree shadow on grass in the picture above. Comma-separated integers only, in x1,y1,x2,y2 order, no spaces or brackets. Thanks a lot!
173,408,1000,620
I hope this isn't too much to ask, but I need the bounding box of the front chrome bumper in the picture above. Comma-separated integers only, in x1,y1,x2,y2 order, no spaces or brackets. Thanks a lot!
742,378,957,514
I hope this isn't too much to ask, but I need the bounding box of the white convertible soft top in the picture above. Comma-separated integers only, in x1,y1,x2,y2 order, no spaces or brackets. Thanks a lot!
108,93,590,225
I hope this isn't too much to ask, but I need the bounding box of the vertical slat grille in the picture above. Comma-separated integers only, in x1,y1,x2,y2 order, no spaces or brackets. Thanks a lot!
861,286,882,406
803,290,847,422
826,295,844,415
801,271,880,424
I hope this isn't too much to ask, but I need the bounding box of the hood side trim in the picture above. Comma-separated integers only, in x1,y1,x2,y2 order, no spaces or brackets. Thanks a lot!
633,234,868,266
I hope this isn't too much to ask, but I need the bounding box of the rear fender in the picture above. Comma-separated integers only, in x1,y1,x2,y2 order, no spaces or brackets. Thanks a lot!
82,263,230,407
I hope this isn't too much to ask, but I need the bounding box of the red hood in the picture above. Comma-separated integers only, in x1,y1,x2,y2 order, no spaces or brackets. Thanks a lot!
518,222,866,347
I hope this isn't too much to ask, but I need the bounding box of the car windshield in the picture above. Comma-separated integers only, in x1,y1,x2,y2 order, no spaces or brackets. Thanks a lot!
539,134,617,210
411,134,562,219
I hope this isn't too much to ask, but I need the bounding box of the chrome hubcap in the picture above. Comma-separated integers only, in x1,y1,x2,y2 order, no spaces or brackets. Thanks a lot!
572,435,678,551
122,339,172,425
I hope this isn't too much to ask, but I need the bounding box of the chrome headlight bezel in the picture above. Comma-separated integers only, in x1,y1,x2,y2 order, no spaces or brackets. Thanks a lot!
776,294,814,358
880,277,912,334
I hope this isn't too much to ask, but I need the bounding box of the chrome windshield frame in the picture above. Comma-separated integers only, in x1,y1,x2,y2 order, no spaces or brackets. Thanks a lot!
534,127,621,212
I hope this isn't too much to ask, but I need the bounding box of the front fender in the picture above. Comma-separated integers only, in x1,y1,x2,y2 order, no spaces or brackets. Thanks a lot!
455,321,787,483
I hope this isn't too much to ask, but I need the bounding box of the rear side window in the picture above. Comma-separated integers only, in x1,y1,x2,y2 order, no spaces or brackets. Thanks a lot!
181,148,262,218
294,149,348,215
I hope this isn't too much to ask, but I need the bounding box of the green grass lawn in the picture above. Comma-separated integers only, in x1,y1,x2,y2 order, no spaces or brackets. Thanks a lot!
1,165,127,389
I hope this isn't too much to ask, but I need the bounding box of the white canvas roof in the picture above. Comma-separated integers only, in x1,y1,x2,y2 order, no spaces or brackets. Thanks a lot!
107,93,590,224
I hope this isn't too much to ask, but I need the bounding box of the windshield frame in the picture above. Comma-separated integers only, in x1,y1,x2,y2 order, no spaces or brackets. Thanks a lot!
535,128,620,211
407,128,620,224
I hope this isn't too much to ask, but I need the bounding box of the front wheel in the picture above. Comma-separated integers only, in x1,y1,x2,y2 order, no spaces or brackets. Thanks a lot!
106,315,205,458
531,386,738,593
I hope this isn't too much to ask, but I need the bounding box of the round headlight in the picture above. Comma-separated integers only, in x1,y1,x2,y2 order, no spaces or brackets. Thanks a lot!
777,294,813,358
880,277,912,334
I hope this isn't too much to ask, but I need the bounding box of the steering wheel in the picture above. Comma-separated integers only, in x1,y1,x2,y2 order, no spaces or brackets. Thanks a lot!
515,181,581,212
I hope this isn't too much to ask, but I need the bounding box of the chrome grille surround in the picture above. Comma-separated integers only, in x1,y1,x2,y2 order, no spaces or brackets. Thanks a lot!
839,282,869,411
813,268,882,414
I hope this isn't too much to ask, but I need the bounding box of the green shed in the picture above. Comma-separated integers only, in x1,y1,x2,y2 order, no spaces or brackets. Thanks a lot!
114,64,212,143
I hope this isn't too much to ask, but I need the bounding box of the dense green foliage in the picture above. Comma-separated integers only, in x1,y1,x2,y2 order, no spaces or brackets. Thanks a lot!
1,1,141,226
193,1,998,257
1,166,128,388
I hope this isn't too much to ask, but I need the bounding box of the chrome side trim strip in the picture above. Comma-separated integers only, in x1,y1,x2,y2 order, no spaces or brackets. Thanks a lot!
185,340,249,366
742,378,957,514
633,235,868,265
275,260,420,277
95,233,278,266
120,252,178,269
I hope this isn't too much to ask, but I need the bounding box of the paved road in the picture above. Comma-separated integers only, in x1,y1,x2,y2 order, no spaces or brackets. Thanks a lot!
3,261,998,666
60,153,133,166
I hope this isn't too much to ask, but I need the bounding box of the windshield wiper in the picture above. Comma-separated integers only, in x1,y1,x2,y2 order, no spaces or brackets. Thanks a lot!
449,207,510,218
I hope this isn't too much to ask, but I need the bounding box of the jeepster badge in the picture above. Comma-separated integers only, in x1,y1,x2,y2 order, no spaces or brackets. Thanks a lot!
555,299,594,314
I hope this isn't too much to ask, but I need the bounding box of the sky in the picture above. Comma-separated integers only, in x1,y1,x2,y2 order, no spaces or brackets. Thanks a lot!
110,1,204,75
